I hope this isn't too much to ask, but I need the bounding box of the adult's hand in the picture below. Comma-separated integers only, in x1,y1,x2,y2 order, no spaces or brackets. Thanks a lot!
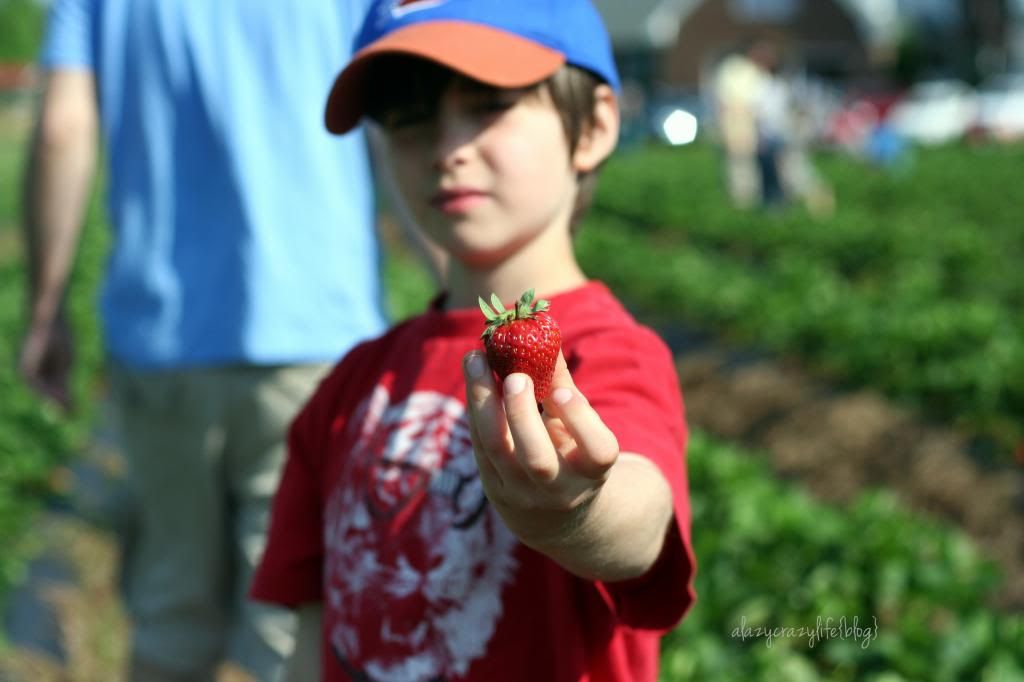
19,312,74,412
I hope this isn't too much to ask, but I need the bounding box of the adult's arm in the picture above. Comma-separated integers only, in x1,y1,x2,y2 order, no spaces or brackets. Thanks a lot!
19,68,99,409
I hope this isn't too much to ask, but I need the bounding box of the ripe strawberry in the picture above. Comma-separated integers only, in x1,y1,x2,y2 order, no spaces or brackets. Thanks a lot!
479,289,561,403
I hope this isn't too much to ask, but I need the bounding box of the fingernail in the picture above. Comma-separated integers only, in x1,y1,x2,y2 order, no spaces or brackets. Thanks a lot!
504,374,526,396
551,387,573,406
466,354,486,379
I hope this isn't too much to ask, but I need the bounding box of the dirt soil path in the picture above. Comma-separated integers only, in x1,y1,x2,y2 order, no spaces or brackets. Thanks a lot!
672,337,1024,609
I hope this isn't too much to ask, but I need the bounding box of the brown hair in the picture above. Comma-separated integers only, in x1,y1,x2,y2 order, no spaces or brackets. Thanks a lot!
364,57,610,232
544,65,606,232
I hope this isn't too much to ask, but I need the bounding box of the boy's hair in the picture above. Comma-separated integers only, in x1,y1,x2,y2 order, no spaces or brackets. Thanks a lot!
365,56,606,230
546,66,605,231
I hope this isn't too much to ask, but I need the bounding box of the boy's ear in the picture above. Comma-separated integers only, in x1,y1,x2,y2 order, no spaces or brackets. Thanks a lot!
572,85,619,173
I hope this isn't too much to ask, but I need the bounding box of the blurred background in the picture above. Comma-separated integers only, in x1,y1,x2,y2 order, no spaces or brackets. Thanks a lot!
1,0,1022,680
604,0,1024,150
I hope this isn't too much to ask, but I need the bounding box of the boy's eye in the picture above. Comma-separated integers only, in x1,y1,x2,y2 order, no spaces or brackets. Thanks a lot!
473,94,516,111
373,84,532,133
380,105,435,131
465,89,523,114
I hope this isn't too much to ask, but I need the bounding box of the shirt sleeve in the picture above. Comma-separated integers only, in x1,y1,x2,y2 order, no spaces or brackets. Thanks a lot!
249,388,329,608
40,0,95,69
566,325,696,631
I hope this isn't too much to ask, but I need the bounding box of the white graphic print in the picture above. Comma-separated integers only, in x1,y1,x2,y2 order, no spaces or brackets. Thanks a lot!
324,386,518,681
381,0,449,22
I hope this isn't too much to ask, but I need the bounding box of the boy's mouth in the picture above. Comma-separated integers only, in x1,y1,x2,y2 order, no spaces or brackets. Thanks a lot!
430,189,487,215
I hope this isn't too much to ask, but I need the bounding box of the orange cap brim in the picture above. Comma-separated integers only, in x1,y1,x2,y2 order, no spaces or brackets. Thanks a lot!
325,21,566,134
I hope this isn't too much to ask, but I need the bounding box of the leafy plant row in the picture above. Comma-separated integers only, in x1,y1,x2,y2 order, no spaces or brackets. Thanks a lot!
661,432,1024,682
596,145,1020,299
582,143,1023,452
0,135,106,602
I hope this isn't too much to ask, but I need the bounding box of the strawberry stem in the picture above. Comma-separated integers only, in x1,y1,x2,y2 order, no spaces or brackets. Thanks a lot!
478,297,499,321
479,289,551,340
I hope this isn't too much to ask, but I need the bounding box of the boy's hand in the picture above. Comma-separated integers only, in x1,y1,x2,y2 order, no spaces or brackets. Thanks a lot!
462,349,619,549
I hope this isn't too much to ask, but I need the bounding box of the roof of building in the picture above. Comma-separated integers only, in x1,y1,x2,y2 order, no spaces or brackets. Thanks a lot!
592,0,903,50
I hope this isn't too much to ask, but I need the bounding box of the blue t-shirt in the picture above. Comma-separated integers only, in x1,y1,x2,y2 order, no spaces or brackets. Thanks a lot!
41,0,387,369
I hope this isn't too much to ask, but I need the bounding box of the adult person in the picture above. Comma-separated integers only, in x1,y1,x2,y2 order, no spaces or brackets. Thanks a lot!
713,37,787,208
18,1,395,679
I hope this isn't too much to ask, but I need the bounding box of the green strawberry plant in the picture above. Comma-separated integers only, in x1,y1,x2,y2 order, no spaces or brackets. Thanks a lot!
660,432,1024,681
582,142,1024,456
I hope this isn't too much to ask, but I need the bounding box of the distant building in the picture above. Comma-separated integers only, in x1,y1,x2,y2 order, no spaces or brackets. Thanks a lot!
593,0,1021,92
963,0,1018,77
666,0,868,86
594,0,871,92
1012,0,1024,69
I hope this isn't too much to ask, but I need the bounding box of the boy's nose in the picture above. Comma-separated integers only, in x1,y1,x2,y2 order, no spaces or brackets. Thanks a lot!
432,107,476,171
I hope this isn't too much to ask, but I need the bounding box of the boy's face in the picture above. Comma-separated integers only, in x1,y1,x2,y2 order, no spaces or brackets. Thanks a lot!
378,73,582,269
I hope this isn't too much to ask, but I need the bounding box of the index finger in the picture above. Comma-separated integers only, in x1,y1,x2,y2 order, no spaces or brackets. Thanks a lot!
463,351,512,458
541,352,619,479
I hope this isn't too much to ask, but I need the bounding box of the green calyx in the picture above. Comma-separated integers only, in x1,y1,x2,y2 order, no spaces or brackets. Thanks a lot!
478,288,550,340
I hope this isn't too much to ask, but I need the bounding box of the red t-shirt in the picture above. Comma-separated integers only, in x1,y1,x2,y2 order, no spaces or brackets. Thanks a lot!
252,281,695,682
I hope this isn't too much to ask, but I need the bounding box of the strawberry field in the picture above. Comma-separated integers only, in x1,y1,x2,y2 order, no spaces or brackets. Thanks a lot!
661,435,1022,681
582,143,1023,457
3,95,1024,678
378,140,1024,680
584,143,1024,679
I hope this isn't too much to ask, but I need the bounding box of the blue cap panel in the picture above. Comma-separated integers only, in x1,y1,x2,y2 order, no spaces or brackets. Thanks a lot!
355,0,620,90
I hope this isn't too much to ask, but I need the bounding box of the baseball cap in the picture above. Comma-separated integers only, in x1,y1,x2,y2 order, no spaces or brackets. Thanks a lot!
325,0,620,134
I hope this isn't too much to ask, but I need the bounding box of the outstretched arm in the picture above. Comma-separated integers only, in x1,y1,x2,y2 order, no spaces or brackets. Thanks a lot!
19,68,98,410
463,351,674,582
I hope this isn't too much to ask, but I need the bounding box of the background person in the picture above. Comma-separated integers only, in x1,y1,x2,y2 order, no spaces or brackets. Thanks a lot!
18,0,390,679
713,37,785,209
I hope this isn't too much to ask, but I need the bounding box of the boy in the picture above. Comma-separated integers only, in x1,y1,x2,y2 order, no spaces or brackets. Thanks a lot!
251,1,696,680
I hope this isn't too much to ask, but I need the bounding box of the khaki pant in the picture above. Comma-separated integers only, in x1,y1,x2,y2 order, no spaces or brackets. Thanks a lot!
109,363,330,681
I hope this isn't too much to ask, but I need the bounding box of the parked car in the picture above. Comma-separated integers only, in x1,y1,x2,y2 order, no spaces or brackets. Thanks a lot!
973,72,1024,142
887,79,978,145
822,91,903,151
